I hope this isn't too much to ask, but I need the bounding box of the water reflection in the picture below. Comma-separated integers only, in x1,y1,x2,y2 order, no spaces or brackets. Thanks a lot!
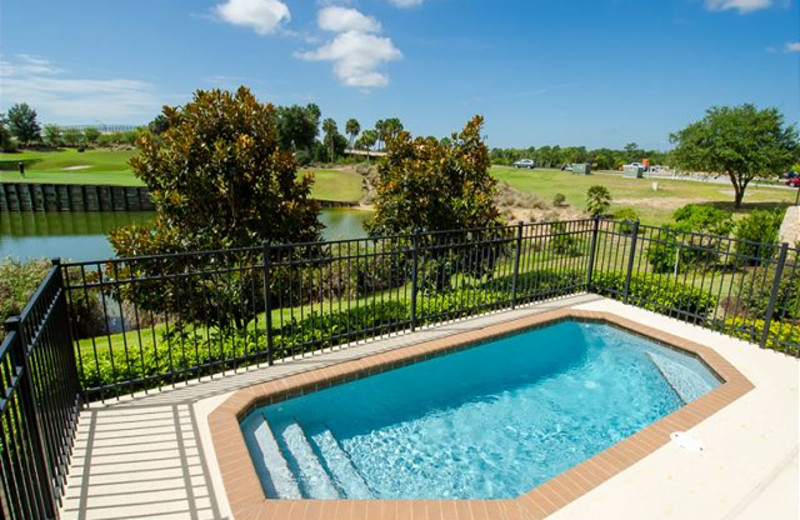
0,208,372,261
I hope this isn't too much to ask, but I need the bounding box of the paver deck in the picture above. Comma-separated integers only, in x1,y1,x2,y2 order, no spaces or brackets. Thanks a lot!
59,295,799,520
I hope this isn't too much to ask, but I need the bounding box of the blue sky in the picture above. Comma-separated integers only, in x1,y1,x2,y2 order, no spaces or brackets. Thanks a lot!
1,0,798,149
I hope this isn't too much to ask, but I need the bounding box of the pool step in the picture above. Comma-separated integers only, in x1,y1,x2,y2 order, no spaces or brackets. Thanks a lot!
281,422,340,499
243,415,302,499
311,428,373,499
647,351,713,403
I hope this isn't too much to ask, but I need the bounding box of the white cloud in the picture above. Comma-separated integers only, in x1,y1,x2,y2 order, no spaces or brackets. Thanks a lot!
387,0,426,7
298,6,401,88
297,31,401,87
0,55,162,123
786,42,800,52
318,6,381,33
704,0,773,14
215,0,290,35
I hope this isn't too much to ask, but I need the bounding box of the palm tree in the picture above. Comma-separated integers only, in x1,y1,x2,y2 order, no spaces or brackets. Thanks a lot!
345,118,361,148
322,118,338,163
374,119,386,151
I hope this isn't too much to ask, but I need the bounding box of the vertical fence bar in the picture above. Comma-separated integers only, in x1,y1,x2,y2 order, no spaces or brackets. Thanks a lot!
262,241,274,365
623,220,640,303
410,229,421,331
586,216,600,291
510,221,523,309
761,242,789,349
4,317,58,519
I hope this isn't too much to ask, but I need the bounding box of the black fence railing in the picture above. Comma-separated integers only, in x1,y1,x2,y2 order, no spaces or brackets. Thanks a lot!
3,218,800,517
0,264,81,520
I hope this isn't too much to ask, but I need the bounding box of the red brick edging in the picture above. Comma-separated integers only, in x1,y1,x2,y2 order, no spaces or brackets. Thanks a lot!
208,309,753,520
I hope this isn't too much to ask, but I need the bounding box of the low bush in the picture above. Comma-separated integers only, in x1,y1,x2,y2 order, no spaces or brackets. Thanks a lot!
733,208,786,265
592,271,718,319
723,316,799,354
613,207,639,234
1,258,104,342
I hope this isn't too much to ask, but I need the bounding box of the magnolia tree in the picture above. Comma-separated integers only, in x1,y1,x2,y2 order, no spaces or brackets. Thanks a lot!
110,87,322,330
671,104,799,208
368,115,505,289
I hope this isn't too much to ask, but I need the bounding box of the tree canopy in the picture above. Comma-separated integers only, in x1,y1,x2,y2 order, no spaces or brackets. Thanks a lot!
109,87,322,330
111,86,322,255
7,103,41,146
671,104,800,207
275,103,320,153
367,115,501,236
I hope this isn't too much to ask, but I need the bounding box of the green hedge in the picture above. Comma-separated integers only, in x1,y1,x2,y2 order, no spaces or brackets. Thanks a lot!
723,316,800,355
77,268,720,393
592,271,718,319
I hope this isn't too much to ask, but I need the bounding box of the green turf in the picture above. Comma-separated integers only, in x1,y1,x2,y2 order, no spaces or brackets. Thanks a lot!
0,149,142,186
307,169,363,202
491,166,794,225
0,150,365,202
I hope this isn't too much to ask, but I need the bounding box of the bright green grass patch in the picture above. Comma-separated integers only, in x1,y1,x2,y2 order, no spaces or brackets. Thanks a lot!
308,169,363,202
0,151,365,202
491,166,794,226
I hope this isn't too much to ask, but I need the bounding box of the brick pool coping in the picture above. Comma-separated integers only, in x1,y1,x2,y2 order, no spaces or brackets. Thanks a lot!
208,309,754,520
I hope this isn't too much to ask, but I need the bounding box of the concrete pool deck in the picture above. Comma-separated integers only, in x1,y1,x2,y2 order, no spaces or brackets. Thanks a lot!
59,295,799,520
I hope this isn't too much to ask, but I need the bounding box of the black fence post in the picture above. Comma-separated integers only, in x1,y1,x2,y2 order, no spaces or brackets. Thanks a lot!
623,220,640,303
410,229,421,332
5,316,58,519
761,242,789,349
586,216,600,291
262,241,274,366
510,221,523,309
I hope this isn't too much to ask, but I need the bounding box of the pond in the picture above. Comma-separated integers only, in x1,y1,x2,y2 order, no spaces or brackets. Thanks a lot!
0,208,372,262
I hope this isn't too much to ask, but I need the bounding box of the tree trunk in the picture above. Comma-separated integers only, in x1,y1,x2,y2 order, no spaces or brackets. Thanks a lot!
734,188,744,208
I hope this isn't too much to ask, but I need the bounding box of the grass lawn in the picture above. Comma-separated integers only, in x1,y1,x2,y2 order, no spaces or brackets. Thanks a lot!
492,166,795,225
0,150,365,202
0,149,142,186
307,169,363,202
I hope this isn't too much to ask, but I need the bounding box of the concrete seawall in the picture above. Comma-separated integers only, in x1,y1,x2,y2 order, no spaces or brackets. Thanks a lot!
0,182,358,212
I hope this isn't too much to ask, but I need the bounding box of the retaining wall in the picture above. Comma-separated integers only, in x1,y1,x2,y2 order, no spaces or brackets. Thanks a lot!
0,182,359,212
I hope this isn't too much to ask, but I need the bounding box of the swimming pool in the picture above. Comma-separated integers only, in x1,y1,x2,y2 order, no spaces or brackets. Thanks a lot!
240,319,721,500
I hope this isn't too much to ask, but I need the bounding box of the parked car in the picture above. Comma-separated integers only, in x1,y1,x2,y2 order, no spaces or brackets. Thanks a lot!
624,162,645,170
513,159,535,169
786,177,800,188
560,164,574,171
781,171,798,179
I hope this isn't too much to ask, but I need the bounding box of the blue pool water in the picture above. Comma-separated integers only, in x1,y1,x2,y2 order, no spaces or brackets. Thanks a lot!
240,320,720,500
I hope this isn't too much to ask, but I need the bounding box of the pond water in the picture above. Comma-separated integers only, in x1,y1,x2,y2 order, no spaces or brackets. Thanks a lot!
0,208,372,262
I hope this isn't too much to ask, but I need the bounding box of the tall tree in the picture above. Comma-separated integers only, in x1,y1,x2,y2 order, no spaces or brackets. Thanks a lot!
275,103,321,152
84,126,101,145
368,115,503,289
7,103,41,146
671,104,800,208
368,115,500,235
0,114,13,150
345,118,361,148
623,142,642,163
110,87,322,330
322,118,339,163
374,119,386,150
383,118,404,143
43,124,62,147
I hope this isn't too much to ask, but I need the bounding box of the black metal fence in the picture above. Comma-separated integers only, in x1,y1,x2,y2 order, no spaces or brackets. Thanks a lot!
2,217,800,516
0,264,81,520
56,218,800,403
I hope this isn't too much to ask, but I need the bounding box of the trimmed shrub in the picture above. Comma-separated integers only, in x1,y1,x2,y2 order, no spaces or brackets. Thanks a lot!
723,316,799,354
593,271,718,320
733,208,786,265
